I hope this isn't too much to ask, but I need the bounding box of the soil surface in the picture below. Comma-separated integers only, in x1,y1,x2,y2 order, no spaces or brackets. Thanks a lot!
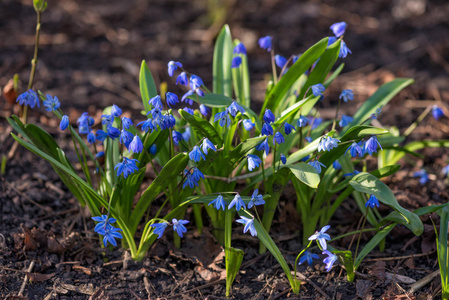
1,0,449,299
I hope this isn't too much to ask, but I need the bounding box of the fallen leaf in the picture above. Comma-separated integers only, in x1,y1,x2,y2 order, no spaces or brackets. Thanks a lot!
356,280,373,298
28,272,55,283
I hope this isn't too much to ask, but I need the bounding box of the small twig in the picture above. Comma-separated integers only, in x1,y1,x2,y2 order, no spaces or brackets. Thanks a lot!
18,260,35,297
363,251,435,262
164,279,225,299
408,269,440,294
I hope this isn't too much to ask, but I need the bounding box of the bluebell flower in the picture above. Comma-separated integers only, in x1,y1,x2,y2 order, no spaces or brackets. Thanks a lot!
87,132,96,144
273,132,284,144
183,107,194,115
297,116,309,128
327,36,337,46
432,105,445,120
165,92,179,108
318,136,340,152
181,90,194,106
236,216,257,236
190,74,203,89
149,144,157,155
247,154,261,171
199,104,210,117
258,36,272,51
100,226,123,247
191,167,204,183
115,157,139,178
150,222,168,239
184,75,204,98
345,142,363,158
43,94,60,111
339,115,353,127
308,225,331,250
280,153,287,165
120,117,132,130
149,107,162,121
176,72,189,86
189,145,206,162
339,89,354,102
16,90,39,108
339,40,352,58
95,151,105,159
413,169,429,185
96,130,108,143
442,164,449,177
311,84,325,97
167,61,182,77
299,251,320,266
247,189,265,209
60,115,69,131
182,127,191,141
310,117,323,129
228,193,246,211
364,136,382,155
148,95,162,110
227,101,245,117
302,155,310,162
309,160,326,174
233,42,247,55
263,109,275,124
101,114,113,127
138,118,155,133
202,138,216,155
262,123,274,136
343,170,360,177
243,119,255,131
231,56,242,68
214,111,231,127
107,126,120,140
256,138,270,155
128,135,143,153
333,160,341,170
366,195,380,208
111,104,122,117
292,55,299,64
305,136,313,143
322,250,338,272
172,218,189,238
77,112,92,134
172,131,184,146
284,123,295,135
330,21,347,37
275,55,288,68
209,194,226,211
92,215,117,233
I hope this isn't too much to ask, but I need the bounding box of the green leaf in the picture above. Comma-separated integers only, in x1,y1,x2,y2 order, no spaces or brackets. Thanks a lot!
179,109,222,146
225,247,244,297
438,206,449,290
224,136,265,169
262,38,329,114
287,163,320,188
333,250,355,282
324,63,344,86
190,93,232,107
389,140,449,165
213,25,233,97
349,172,423,235
139,60,158,113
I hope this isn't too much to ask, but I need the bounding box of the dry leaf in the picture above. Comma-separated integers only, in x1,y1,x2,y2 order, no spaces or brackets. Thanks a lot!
28,272,55,283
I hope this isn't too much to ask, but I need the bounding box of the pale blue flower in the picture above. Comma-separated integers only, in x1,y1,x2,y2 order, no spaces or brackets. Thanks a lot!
247,189,265,209
172,218,189,238
247,154,261,171
129,135,143,153
345,142,363,158
149,95,163,109
243,119,255,131
16,90,39,108
150,222,168,239
413,169,429,185
339,89,353,102
43,94,60,111
201,138,216,155
364,136,382,155
111,104,122,117
176,72,188,86
339,115,353,127
309,160,326,174
209,194,226,211
236,216,257,236
308,225,331,250
322,250,338,272
330,21,347,37
168,61,182,77
189,145,206,162
228,193,245,211
311,84,325,97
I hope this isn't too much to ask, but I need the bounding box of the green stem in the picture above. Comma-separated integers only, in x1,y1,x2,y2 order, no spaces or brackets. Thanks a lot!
271,49,278,84
332,97,342,132
293,240,313,292
354,213,368,260
403,105,432,136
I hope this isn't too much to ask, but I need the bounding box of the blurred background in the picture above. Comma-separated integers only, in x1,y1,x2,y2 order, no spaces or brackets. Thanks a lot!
1,0,449,131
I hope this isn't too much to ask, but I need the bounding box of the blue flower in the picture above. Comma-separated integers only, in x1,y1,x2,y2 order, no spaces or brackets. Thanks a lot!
119,117,132,130
275,55,288,68
322,250,338,272
297,116,309,128
364,136,382,155
96,130,108,143
181,90,194,106
327,36,337,46
262,123,274,136
442,164,449,177
333,160,341,170
100,226,123,247
273,132,284,144
284,123,295,135
299,251,320,266
107,126,120,140
247,189,265,209
95,151,105,159
92,215,117,233
243,119,255,131
227,101,245,117
263,109,275,123
311,84,325,97
16,90,40,108
433,105,445,120
172,218,189,238
149,107,162,121
258,36,272,52
43,94,60,111
318,136,340,152
172,131,184,145
280,153,287,165
339,89,354,102
115,157,139,178
168,61,182,77
209,194,226,211
190,74,204,90
339,40,352,58
189,145,206,162
413,169,429,185
128,135,143,153
166,92,179,108
77,112,92,134
60,115,69,131
228,193,246,211
233,42,247,55
305,136,313,143
148,95,163,109
202,138,216,155
214,111,231,127
138,119,155,133
236,216,257,236
149,144,157,155
247,154,261,171
309,160,326,174
150,222,168,239
183,107,194,115
308,225,331,250
343,170,360,177
339,115,353,127
330,21,347,37
365,195,379,208
292,55,299,64
176,72,189,86
191,167,204,182
199,104,210,117
182,127,191,141
87,132,96,144
231,56,242,68
302,155,310,162
345,142,363,158
256,138,270,155
111,104,122,117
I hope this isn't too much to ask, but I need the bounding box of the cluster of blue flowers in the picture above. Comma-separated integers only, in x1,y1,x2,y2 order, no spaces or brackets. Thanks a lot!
150,218,190,239
91,215,123,247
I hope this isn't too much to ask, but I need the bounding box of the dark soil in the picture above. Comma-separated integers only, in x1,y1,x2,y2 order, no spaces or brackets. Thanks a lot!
1,0,449,299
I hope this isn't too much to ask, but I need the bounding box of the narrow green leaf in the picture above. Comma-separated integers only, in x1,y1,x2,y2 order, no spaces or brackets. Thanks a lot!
333,250,354,282
139,60,158,113
179,109,222,146
224,136,265,169
213,25,233,97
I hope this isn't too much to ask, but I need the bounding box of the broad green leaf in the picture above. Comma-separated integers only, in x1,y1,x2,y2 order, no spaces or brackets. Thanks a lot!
139,60,158,113
213,25,233,97
333,250,354,282
225,247,244,297
287,163,320,188
190,92,232,107
323,63,344,86
179,109,222,146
